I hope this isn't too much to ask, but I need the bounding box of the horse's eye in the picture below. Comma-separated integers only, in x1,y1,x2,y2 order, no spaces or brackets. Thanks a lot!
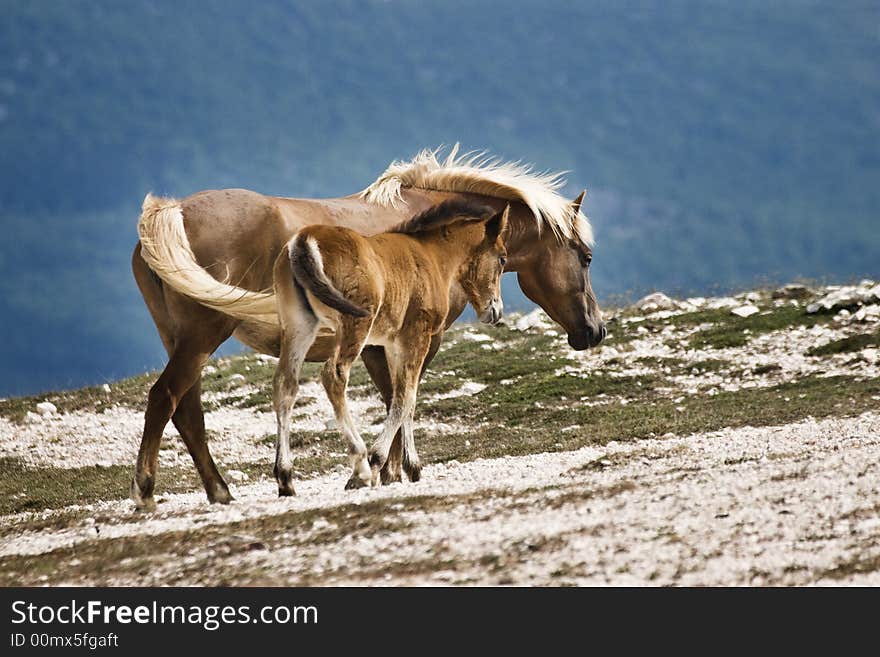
581,253,592,267
499,255,507,266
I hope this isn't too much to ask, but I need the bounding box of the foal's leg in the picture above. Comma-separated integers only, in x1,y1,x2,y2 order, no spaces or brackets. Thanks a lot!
364,331,444,484
400,413,421,483
368,338,431,486
273,314,319,497
322,320,373,490
400,331,443,482
361,347,402,483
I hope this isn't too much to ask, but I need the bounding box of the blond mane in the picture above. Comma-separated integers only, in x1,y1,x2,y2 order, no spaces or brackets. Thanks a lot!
360,144,593,246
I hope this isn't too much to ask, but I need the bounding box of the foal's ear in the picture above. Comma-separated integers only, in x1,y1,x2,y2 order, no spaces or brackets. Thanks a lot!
485,204,510,240
571,190,586,215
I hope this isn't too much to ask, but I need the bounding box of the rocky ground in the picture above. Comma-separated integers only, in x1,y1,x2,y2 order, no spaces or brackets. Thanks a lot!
1,280,878,585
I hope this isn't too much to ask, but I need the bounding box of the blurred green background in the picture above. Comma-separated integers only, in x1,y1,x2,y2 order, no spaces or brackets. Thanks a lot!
1,0,877,394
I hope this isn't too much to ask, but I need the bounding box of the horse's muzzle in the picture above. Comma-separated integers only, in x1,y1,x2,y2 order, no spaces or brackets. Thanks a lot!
480,299,503,325
567,323,606,350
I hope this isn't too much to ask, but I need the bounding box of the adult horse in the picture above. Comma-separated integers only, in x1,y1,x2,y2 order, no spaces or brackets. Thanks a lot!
133,146,605,510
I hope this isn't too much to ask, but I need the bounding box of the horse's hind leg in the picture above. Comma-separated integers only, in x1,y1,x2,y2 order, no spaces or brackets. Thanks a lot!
172,379,232,504
131,334,231,510
322,320,373,490
131,245,235,509
273,314,319,497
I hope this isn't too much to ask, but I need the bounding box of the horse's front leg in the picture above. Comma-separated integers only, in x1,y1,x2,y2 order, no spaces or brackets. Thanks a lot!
363,330,446,483
369,337,431,486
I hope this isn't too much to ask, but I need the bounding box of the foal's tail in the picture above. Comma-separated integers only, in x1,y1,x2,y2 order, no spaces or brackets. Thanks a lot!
137,194,278,323
289,234,370,317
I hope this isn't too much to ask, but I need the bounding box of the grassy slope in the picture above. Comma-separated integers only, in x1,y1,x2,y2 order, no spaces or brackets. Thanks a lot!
2,289,879,516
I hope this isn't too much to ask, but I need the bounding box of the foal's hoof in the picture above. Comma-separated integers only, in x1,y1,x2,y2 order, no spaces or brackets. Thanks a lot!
344,475,369,490
133,498,157,513
380,468,403,485
405,464,422,483
275,465,296,497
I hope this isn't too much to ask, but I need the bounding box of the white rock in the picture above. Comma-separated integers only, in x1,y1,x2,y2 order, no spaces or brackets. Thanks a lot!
227,373,247,387
101,383,111,393
203,365,218,375
325,418,337,430
636,292,677,312
862,348,879,364
256,354,278,364
460,331,492,342
512,309,553,332
731,304,759,318
744,292,761,303
807,285,879,314
705,297,739,310
772,284,811,300
226,469,249,482
24,411,43,423
853,305,880,322
36,401,57,416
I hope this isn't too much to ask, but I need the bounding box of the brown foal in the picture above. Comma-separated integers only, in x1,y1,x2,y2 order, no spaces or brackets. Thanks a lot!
271,200,508,495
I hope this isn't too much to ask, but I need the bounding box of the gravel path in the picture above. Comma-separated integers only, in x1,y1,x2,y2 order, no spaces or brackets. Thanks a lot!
3,411,879,585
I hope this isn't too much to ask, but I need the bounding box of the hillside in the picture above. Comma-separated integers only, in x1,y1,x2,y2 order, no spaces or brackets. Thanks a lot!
1,1,879,395
1,281,879,585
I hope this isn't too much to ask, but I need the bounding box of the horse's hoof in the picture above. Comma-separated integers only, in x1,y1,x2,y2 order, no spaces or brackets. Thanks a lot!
208,483,234,505
278,486,296,497
380,469,403,485
405,464,421,483
344,475,368,490
133,498,157,513
130,478,157,512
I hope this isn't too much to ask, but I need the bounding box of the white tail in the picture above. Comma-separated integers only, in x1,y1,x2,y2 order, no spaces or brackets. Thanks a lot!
137,194,279,324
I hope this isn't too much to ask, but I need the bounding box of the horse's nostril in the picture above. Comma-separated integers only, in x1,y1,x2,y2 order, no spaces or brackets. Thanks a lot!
600,324,608,340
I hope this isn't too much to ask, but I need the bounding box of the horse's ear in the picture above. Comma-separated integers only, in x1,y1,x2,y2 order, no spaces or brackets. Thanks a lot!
571,190,587,215
485,204,510,240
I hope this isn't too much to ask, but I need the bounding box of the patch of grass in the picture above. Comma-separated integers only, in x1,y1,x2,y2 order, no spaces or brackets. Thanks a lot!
0,372,158,422
751,363,782,375
0,491,450,586
429,331,569,384
686,359,733,373
688,305,831,349
413,374,880,467
818,553,880,581
0,457,205,515
807,330,880,357
424,371,657,425
0,454,339,516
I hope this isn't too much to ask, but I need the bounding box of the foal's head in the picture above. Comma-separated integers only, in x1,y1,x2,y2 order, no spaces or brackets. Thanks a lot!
459,205,508,325
392,200,509,324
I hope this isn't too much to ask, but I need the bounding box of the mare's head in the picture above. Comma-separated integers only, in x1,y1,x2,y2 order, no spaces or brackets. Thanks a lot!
514,192,606,349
